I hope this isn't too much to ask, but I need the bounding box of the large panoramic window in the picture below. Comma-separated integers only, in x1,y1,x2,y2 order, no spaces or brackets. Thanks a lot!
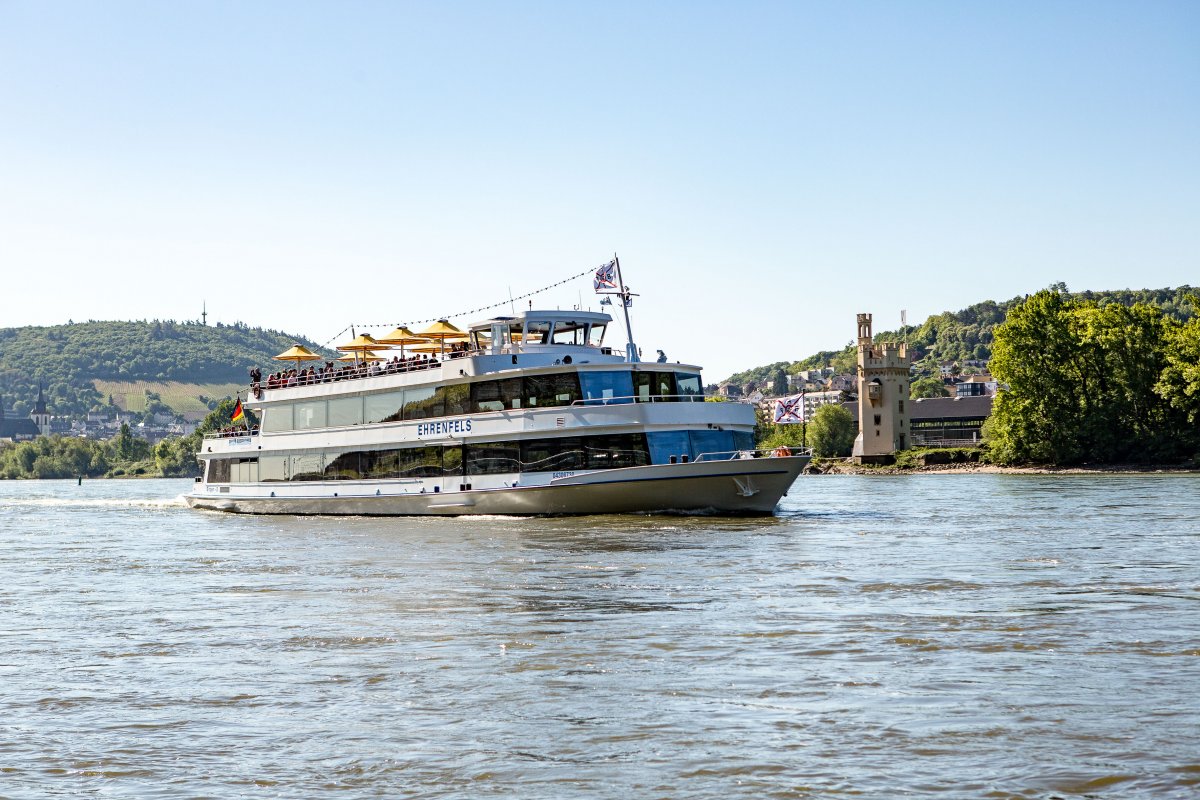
525,372,582,408
251,369,702,435
207,433,657,483
328,396,364,427
578,371,634,405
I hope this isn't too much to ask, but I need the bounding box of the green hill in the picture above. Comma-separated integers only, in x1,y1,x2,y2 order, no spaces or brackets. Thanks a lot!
0,320,332,418
721,284,1197,387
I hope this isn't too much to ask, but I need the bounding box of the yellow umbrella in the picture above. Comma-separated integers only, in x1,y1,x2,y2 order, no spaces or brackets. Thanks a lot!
336,333,387,364
417,319,467,356
274,343,322,366
337,351,385,362
418,320,467,340
376,326,432,356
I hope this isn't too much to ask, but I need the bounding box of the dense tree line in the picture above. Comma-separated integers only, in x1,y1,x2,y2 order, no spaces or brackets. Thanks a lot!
985,290,1200,464
0,320,329,417
722,285,1196,387
0,397,246,479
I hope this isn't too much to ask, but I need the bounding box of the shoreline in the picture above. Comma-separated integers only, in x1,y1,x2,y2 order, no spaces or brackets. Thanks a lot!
814,461,1199,476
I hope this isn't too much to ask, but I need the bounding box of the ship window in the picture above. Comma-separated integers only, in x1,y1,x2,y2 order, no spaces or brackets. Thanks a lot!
579,371,634,405
675,373,703,402
633,371,676,402
525,321,551,344
524,372,582,408
442,445,463,477
583,434,651,469
365,391,405,424
398,446,443,478
647,431,691,465
443,383,471,416
263,404,293,432
328,396,364,427
290,453,325,481
295,400,327,430
259,456,287,482
402,386,444,420
231,458,259,483
324,451,361,480
521,437,584,472
550,321,586,345
689,430,733,460
587,323,606,347
465,442,522,475
361,449,400,479
208,458,231,483
472,377,522,412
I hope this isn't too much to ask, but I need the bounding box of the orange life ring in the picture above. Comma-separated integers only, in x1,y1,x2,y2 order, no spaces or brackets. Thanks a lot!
773,446,792,458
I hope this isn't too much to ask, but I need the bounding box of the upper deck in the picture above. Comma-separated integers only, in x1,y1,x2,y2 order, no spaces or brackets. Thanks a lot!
252,309,689,406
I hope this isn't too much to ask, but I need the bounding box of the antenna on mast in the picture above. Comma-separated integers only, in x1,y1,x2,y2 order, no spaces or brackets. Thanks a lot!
612,253,639,363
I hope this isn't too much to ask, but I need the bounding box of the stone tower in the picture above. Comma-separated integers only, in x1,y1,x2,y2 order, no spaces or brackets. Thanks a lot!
852,313,911,463
32,384,50,437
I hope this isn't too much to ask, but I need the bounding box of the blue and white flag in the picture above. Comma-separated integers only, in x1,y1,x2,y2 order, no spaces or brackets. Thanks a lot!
594,260,618,292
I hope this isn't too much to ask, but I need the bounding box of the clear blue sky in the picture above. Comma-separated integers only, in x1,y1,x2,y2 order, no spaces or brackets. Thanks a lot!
1,1,1196,380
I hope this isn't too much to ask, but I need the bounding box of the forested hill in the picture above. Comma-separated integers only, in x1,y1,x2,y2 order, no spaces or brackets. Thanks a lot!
722,285,1198,387
0,320,330,417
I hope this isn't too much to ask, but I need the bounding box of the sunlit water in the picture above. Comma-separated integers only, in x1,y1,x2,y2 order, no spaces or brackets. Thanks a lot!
1,475,1197,799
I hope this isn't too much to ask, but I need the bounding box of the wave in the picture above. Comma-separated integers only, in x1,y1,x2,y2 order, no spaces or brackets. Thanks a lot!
0,496,188,510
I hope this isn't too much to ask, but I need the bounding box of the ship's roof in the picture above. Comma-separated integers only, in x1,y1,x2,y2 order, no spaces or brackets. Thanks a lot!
469,309,613,330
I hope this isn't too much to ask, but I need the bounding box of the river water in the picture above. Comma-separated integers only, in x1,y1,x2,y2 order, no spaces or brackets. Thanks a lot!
0,475,1197,799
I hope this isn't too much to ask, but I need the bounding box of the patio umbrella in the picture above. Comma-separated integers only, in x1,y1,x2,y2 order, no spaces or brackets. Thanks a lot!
417,319,468,356
337,351,385,362
336,333,385,364
274,343,322,366
376,326,432,357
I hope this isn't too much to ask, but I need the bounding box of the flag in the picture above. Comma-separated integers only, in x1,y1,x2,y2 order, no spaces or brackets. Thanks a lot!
231,397,245,424
594,259,617,292
599,296,613,306
773,394,804,424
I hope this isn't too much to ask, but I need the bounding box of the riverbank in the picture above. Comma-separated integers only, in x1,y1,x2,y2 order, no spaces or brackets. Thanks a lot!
813,460,1200,476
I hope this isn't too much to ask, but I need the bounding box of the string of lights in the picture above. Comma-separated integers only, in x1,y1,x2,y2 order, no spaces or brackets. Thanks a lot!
317,267,594,349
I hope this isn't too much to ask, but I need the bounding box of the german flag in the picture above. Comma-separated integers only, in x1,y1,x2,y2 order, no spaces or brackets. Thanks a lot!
231,397,245,425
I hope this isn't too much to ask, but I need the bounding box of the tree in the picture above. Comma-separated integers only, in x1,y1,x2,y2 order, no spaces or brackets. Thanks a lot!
986,292,1192,464
807,404,855,457
910,377,949,398
1156,315,1200,432
115,422,135,460
771,369,789,396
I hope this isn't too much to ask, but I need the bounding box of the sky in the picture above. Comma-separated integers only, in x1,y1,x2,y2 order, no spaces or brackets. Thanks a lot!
1,1,1196,380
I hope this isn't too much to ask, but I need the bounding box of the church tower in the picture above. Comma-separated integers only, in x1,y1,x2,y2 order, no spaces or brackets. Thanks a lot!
32,384,51,437
852,313,911,463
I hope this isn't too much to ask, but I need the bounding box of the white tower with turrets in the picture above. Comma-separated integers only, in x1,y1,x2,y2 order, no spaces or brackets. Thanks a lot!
852,313,911,463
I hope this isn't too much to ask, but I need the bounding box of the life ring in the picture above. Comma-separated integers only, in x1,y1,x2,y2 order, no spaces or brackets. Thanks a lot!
773,446,792,458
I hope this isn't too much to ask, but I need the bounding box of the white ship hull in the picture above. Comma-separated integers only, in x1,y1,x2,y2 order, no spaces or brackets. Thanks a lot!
186,455,808,516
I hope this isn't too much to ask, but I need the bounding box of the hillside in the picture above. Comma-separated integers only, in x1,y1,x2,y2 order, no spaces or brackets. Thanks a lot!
0,320,331,418
721,285,1198,386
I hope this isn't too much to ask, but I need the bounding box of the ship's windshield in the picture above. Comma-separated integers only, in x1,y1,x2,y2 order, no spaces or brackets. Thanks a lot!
525,321,551,344
550,321,587,345
587,324,606,347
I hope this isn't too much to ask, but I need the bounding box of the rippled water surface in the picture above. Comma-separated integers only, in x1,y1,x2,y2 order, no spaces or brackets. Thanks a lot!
1,475,1198,798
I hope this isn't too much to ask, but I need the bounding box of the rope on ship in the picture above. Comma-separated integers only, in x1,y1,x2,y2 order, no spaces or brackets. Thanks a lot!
317,266,595,349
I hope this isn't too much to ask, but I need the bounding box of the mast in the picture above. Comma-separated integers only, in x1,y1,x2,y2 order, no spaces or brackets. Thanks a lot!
612,253,639,363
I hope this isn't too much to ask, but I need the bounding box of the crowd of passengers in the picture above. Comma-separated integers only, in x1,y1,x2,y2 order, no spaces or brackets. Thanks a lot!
251,344,475,397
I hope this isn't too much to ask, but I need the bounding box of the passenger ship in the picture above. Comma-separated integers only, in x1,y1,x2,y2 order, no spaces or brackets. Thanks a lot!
186,304,809,516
